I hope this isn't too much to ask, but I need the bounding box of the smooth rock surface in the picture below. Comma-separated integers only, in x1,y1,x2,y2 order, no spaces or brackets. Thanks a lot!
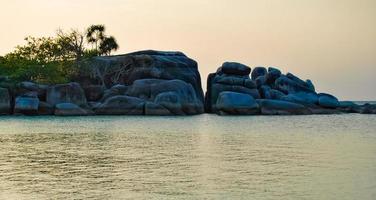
215,92,259,115
14,96,40,115
47,82,87,107
318,93,340,108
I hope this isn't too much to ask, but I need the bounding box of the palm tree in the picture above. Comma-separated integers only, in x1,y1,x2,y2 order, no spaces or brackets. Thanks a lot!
99,36,119,56
86,25,106,52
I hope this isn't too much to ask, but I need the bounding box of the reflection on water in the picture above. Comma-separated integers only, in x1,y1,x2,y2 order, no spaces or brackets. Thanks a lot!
0,114,376,199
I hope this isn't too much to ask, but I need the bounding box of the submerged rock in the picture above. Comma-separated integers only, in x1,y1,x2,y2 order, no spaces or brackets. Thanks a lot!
55,103,92,116
257,99,311,115
95,95,145,115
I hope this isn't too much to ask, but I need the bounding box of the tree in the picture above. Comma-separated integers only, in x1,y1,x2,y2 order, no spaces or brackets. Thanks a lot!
86,24,105,51
0,24,120,85
99,36,119,56
56,29,86,62
86,24,119,56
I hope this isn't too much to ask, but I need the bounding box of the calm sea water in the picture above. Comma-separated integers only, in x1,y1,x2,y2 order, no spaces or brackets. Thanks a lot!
0,114,376,200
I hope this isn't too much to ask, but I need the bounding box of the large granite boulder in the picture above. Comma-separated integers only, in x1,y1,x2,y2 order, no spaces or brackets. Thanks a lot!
251,67,267,80
55,103,92,116
47,82,87,107
18,81,48,101
275,75,314,94
87,50,204,103
257,99,312,115
205,62,259,113
38,101,54,115
281,92,319,105
125,79,204,115
318,93,340,108
0,88,11,114
83,85,104,102
14,94,40,115
266,67,282,85
220,62,251,76
144,102,172,115
94,95,145,115
215,92,259,115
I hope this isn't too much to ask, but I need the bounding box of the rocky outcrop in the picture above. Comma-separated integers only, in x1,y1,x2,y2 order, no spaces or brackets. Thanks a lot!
205,62,372,115
85,50,205,115
205,62,259,114
0,88,10,114
1,51,375,116
87,50,204,102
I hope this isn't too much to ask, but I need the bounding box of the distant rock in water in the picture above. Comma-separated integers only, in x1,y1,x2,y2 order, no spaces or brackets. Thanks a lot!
0,51,375,116
205,62,376,115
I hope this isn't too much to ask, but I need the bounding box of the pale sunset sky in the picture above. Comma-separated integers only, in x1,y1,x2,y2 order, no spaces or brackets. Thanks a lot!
0,0,375,100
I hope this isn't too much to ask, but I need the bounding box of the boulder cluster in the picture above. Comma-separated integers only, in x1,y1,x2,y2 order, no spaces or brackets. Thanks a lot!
205,62,375,115
0,50,375,116
0,51,204,116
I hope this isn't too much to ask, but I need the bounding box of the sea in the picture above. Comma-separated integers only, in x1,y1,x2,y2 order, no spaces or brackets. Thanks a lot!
0,112,376,199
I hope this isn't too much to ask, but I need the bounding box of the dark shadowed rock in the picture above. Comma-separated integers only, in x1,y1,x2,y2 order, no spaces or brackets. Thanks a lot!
337,101,361,113
55,103,92,116
154,92,184,115
357,103,376,114
47,82,87,107
38,101,54,115
266,67,282,85
286,73,315,93
251,67,267,80
257,99,311,115
110,84,128,94
220,62,251,76
18,81,48,100
0,88,10,114
281,92,319,105
83,85,104,101
255,75,267,88
318,93,340,108
215,92,259,115
144,102,173,115
126,79,204,114
94,95,145,115
275,75,314,94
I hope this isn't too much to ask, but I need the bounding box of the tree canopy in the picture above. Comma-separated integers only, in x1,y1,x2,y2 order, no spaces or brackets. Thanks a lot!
0,24,119,85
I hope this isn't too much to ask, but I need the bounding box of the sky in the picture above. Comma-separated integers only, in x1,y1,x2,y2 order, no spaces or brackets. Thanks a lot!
0,0,375,100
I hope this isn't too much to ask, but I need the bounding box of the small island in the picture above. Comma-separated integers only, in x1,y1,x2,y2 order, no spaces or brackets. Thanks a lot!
0,25,375,116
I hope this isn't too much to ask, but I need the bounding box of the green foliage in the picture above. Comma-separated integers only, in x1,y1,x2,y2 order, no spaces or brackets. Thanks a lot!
0,24,119,85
